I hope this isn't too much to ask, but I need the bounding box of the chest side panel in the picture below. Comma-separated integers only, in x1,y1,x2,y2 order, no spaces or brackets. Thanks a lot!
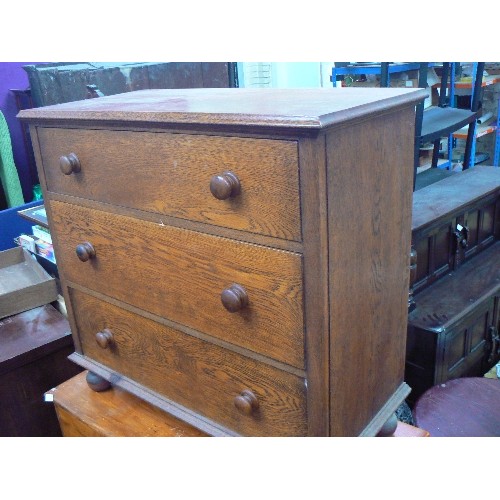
327,106,415,436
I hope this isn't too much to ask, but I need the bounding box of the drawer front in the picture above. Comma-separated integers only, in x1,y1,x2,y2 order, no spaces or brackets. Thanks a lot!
69,288,308,436
38,128,301,241
50,200,304,368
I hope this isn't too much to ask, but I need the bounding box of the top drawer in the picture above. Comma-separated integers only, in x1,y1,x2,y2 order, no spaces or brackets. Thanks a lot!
37,128,301,242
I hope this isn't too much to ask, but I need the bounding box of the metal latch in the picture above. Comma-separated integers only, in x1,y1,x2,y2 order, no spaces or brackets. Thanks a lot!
488,325,500,363
454,223,470,250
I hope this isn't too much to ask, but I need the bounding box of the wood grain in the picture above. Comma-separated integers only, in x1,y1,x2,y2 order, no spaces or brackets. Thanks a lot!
49,200,305,368
327,106,415,436
51,371,207,437
298,136,330,436
69,288,308,437
52,372,429,437
0,304,71,369
38,128,301,241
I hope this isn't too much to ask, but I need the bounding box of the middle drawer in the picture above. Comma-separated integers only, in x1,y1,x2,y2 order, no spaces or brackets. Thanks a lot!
50,200,305,368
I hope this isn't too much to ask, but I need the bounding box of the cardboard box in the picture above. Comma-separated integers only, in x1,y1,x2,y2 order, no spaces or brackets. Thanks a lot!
390,78,420,88
350,78,420,88
0,247,58,319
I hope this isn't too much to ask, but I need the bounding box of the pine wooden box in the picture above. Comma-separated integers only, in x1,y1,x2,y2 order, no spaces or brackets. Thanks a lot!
0,247,58,319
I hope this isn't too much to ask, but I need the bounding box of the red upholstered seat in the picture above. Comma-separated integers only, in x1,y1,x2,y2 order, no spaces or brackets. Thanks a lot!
413,377,500,437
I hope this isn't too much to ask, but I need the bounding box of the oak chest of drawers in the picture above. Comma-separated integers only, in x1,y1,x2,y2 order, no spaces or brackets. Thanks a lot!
20,87,426,436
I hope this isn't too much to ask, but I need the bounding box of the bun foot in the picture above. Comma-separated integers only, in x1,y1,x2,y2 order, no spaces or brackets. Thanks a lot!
377,413,398,437
86,371,111,392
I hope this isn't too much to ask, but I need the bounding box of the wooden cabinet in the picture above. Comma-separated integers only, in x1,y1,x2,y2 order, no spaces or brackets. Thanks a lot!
411,166,500,296
0,304,83,436
407,166,500,403
406,243,500,401
20,87,426,436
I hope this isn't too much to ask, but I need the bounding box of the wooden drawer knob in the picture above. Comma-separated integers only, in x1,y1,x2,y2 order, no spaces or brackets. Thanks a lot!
76,242,96,262
95,329,114,349
59,153,81,175
221,284,248,312
234,390,259,415
210,171,241,200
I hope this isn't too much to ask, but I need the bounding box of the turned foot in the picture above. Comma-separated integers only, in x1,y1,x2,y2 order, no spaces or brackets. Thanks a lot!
86,371,111,392
377,413,398,437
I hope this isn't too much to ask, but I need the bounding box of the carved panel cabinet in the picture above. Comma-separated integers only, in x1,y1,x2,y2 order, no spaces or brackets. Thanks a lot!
20,87,426,436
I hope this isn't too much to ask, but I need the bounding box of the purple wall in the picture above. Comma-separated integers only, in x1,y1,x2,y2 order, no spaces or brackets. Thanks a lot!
0,62,43,201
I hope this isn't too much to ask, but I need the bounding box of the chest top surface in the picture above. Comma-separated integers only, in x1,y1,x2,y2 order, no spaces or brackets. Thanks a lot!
18,87,427,131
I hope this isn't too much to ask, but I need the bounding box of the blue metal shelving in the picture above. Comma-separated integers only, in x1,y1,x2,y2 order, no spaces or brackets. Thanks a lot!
331,63,499,174
330,62,437,87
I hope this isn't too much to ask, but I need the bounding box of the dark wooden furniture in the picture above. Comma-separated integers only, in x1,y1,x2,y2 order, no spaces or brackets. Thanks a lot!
411,166,500,296
19,87,426,436
23,62,236,108
406,167,500,402
413,377,500,436
0,304,83,436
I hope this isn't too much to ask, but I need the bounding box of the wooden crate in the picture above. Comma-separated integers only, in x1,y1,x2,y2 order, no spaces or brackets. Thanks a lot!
0,247,57,319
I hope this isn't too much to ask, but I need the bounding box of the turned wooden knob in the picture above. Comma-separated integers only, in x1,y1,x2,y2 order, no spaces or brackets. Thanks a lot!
95,329,113,349
234,390,259,415
221,284,248,312
75,242,96,262
210,171,241,200
59,153,81,175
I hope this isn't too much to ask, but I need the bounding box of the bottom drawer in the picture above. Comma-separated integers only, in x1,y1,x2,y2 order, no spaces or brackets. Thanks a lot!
68,287,308,436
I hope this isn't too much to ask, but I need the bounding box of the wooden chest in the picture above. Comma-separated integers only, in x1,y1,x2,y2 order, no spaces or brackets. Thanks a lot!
406,242,500,402
411,167,500,297
19,87,426,436
406,167,500,402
